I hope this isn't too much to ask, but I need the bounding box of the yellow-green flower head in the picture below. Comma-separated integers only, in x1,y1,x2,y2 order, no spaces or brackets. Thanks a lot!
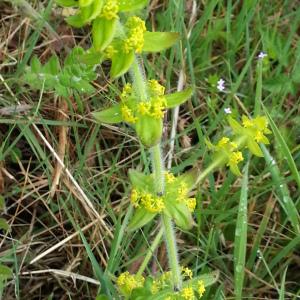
151,271,172,294
165,171,176,183
101,0,119,20
121,105,137,123
181,266,193,279
148,79,165,96
181,287,195,300
116,271,145,296
241,115,271,143
105,45,118,59
228,115,271,157
197,280,205,298
130,189,165,213
123,16,146,53
209,136,244,176
185,198,196,212
178,182,188,201
121,83,133,100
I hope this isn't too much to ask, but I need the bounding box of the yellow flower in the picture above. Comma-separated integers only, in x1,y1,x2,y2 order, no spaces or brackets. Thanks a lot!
121,83,133,99
130,189,140,207
177,182,188,201
116,272,144,295
121,105,137,123
148,79,165,96
141,192,165,213
181,266,193,279
123,16,146,53
138,102,151,115
217,137,230,148
185,198,196,212
181,287,194,300
197,280,205,298
105,45,117,59
101,0,119,20
165,172,176,183
228,151,243,166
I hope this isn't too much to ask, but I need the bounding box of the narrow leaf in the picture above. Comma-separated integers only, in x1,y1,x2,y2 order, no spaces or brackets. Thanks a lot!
0,264,13,280
128,169,154,191
165,87,193,108
93,105,123,124
110,51,134,78
0,218,9,231
92,17,116,51
143,32,179,52
234,161,249,299
128,208,156,231
264,108,300,190
118,0,148,11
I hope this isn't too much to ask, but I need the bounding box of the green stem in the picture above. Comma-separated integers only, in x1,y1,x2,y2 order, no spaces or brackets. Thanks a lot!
131,58,182,290
151,144,182,290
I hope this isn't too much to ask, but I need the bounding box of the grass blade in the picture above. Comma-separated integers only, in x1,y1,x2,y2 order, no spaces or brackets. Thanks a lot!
234,160,249,299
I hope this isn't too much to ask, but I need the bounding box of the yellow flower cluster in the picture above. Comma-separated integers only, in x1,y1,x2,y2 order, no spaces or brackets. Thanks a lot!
165,171,176,183
214,136,244,175
116,271,144,295
151,271,172,294
123,16,146,53
121,105,137,123
119,80,167,123
181,287,194,300
197,280,205,297
101,0,119,20
130,189,165,213
241,115,271,144
105,45,117,59
181,266,193,279
148,79,165,96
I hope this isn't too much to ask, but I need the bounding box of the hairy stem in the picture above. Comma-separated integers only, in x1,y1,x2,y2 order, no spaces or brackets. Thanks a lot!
130,58,182,290
151,144,182,290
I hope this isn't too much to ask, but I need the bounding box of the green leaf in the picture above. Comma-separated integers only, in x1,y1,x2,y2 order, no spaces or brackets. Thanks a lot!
30,55,41,73
264,108,300,190
165,87,193,108
110,51,134,78
176,168,199,191
0,196,5,210
0,264,13,280
93,105,123,124
143,32,179,52
164,203,193,231
79,0,94,7
128,169,154,191
136,115,163,147
228,116,243,134
43,55,60,75
92,17,117,51
0,218,9,231
128,208,156,231
66,14,86,28
118,0,148,11
96,295,110,300
234,162,249,299
88,0,105,21
55,0,78,7
247,139,263,157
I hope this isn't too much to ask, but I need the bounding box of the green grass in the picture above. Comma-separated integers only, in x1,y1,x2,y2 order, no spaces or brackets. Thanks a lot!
0,0,300,299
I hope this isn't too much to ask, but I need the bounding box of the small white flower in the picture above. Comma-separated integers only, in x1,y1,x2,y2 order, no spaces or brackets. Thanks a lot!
217,78,225,91
258,51,267,59
224,107,232,114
